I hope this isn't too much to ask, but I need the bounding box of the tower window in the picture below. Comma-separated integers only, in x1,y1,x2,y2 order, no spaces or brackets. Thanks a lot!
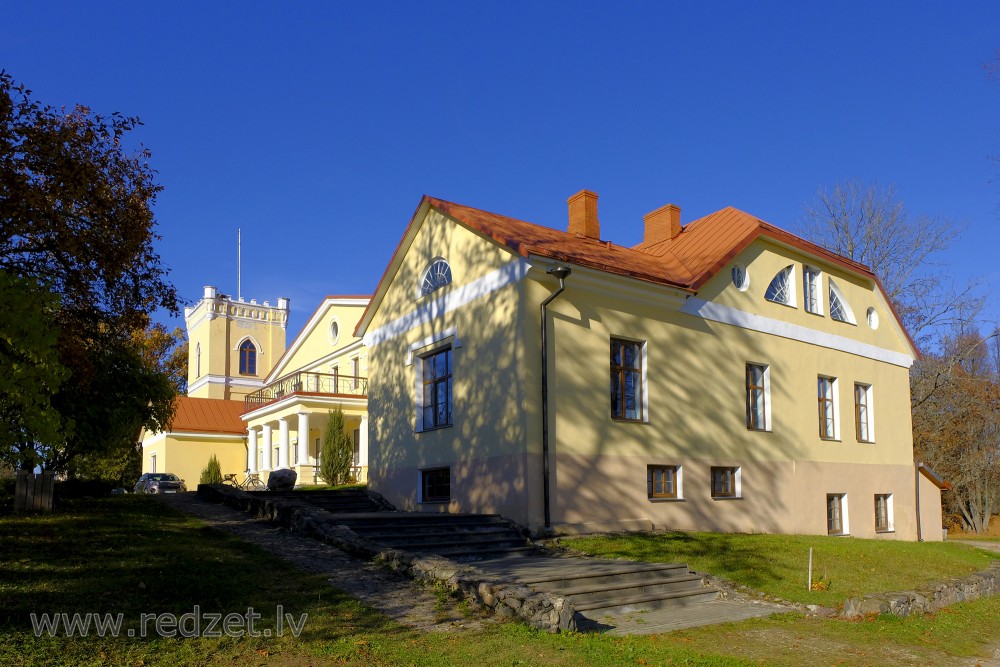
239,339,257,375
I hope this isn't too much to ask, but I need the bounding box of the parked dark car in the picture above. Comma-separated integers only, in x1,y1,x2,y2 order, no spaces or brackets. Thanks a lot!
134,473,187,494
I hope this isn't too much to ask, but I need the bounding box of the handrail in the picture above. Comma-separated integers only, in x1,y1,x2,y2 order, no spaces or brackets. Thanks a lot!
245,372,367,408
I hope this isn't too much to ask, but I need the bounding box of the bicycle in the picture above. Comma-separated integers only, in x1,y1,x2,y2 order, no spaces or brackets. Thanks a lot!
223,472,266,491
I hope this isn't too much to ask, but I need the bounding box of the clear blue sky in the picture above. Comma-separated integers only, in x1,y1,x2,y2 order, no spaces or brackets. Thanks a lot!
6,1,999,337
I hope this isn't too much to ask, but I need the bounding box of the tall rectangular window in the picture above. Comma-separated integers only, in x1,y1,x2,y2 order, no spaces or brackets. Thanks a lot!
803,266,822,314
647,465,679,499
611,338,643,421
711,466,740,499
818,376,838,439
855,383,873,443
351,356,360,389
150,453,157,474
421,347,452,430
874,494,892,532
746,363,769,431
332,364,340,392
827,493,845,534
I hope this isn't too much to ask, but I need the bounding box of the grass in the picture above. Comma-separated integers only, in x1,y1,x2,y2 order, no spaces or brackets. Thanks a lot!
558,531,997,607
3,498,1000,666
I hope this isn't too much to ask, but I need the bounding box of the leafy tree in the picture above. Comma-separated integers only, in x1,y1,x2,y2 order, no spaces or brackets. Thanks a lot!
200,454,223,485
798,178,981,346
912,329,1000,533
0,71,178,472
319,409,353,486
0,271,68,468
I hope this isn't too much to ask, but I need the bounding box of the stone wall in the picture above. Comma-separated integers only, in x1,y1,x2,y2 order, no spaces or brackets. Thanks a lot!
197,484,576,632
842,561,1000,618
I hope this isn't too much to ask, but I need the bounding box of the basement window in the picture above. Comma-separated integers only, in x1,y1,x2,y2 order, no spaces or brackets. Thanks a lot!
420,467,450,503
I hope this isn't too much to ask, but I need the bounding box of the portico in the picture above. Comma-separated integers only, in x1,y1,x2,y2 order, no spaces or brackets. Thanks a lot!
242,371,369,485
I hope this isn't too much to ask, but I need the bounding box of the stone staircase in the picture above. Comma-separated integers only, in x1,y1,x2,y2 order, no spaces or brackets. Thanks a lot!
474,555,720,628
257,488,383,513
256,488,534,560
334,512,535,561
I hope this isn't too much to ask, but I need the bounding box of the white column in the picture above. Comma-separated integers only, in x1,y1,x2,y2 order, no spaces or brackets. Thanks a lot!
247,426,258,473
297,412,310,465
278,418,290,469
359,415,369,467
261,424,272,471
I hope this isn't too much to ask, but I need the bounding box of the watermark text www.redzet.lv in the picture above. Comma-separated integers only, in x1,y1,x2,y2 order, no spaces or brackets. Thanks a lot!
30,606,307,638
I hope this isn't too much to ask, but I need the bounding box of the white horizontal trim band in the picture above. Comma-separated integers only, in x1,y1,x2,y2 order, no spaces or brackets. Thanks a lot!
363,258,529,348
680,298,914,368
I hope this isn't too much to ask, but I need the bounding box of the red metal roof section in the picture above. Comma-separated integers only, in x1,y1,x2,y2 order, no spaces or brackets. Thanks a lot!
426,197,695,289
171,396,246,435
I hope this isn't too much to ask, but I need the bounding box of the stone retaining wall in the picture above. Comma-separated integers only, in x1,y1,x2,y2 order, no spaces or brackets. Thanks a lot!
841,561,1000,618
196,484,576,632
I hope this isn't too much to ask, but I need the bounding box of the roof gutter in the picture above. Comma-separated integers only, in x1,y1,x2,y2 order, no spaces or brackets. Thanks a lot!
540,265,571,532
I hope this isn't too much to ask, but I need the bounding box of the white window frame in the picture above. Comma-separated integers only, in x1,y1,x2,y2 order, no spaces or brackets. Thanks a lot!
875,493,894,532
419,257,453,298
765,265,797,307
855,382,874,443
827,493,850,535
803,266,823,315
610,337,649,423
415,345,454,432
711,466,742,499
647,464,683,500
828,279,856,324
150,452,157,473
745,362,772,432
818,375,840,440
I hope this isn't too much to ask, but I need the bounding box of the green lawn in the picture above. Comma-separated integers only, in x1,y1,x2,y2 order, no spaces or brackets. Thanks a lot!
2,497,1000,666
558,531,996,607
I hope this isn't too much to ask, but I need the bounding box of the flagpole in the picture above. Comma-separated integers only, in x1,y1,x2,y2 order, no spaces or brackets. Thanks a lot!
238,228,242,301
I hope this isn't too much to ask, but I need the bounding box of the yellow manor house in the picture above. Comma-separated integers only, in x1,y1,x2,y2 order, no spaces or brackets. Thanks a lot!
143,190,946,541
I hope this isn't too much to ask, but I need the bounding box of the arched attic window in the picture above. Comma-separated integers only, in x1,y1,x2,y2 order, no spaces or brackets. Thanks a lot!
829,279,856,324
239,339,258,375
764,265,795,306
421,258,452,296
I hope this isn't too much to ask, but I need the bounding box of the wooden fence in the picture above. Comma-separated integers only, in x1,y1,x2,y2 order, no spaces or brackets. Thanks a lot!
14,470,54,512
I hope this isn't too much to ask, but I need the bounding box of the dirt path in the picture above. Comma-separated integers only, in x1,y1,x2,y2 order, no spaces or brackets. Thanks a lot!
154,493,497,633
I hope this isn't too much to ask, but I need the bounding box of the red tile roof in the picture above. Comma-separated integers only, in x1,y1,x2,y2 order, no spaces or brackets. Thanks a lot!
170,396,245,434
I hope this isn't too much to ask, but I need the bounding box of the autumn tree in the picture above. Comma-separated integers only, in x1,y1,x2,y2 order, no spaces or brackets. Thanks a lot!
912,329,1000,533
0,71,178,472
798,179,980,346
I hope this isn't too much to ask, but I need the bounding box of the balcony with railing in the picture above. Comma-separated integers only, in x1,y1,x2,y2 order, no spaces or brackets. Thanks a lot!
244,371,368,410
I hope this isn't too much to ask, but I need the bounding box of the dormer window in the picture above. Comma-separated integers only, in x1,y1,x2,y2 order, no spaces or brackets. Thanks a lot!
829,279,856,324
765,266,795,306
421,258,452,296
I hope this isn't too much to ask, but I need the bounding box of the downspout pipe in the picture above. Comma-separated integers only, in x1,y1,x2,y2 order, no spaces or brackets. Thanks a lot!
914,461,923,542
540,266,571,532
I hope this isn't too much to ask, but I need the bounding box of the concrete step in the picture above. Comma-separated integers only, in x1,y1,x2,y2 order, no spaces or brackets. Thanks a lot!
556,573,706,604
359,526,519,542
571,587,720,614
432,545,538,561
376,534,529,551
516,562,691,588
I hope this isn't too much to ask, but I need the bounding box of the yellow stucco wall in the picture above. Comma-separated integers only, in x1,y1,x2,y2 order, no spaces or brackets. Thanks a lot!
270,301,368,380
365,205,935,540
140,432,246,488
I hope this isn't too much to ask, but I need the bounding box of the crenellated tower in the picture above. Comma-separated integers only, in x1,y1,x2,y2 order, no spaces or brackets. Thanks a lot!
184,286,289,400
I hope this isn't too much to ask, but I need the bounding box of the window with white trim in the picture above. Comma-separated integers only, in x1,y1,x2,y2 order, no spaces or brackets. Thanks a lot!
874,493,894,532
745,363,771,431
711,466,741,499
803,266,822,315
855,383,874,443
829,279,856,323
827,493,848,535
647,465,682,499
150,453,157,473
418,347,453,431
611,338,645,421
239,338,258,375
765,265,795,306
421,258,452,296
818,376,839,440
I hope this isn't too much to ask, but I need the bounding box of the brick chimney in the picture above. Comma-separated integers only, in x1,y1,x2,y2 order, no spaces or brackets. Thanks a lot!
567,190,600,239
643,203,681,245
